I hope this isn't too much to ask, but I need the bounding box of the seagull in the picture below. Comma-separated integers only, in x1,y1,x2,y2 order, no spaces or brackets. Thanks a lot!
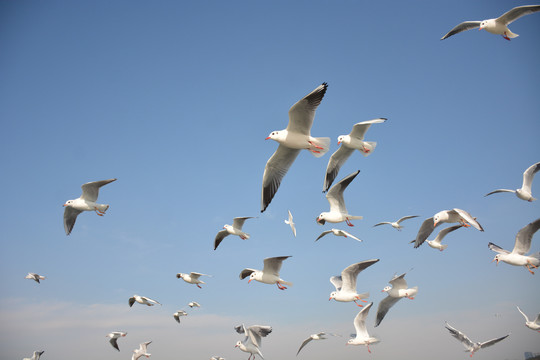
188,301,201,308
485,162,540,202
346,302,380,353
261,83,330,212
373,215,419,231
128,295,161,307
444,322,509,357
329,259,379,306
176,272,212,288
516,306,540,332
235,324,272,360
214,217,255,250
23,351,44,360
173,310,188,323
375,273,418,327
323,118,386,192
489,218,540,274
413,209,483,248
425,225,463,251
315,228,362,242
63,178,116,235
132,341,151,360
106,332,127,351
284,210,296,237
25,273,46,284
441,5,540,40
239,256,292,290
316,170,363,227
296,332,338,356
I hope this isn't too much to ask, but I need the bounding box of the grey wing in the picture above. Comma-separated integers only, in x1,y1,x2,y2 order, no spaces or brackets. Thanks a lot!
497,5,540,25
479,334,509,349
396,215,420,224
214,230,229,250
297,336,313,356
485,189,515,196
263,256,291,276
353,302,373,338
452,209,484,231
433,225,462,244
326,170,360,213
140,341,152,352
512,218,540,255
375,295,401,327
330,276,343,291
80,178,117,201
373,222,392,227
441,21,481,40
233,216,254,229
413,217,436,248
287,83,328,135
444,322,474,349
247,325,272,347
128,297,136,307
488,242,511,255
239,268,256,280
234,324,247,334
516,306,530,322
315,230,332,241
341,259,379,293
64,206,83,235
109,338,120,351
323,146,355,193
261,145,301,212
388,273,407,289
349,118,387,140
522,162,540,193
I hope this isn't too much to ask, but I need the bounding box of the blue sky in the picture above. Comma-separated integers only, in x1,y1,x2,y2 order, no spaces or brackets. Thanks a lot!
1,0,539,359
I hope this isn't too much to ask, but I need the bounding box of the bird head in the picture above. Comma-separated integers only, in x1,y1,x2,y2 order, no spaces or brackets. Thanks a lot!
337,135,346,145
316,214,326,225
63,200,74,207
381,286,391,293
329,291,337,301
492,255,500,265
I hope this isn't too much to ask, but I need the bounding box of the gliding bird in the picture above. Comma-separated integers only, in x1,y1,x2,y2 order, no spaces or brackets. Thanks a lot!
375,273,418,327
316,170,363,227
444,322,509,357
106,332,127,351
329,259,379,306
346,302,380,353
516,306,540,332
235,324,272,360
373,215,419,231
214,217,255,250
485,161,540,202
240,256,292,290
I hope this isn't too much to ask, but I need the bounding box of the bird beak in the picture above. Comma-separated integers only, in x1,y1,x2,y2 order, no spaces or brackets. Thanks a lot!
433,220,438,227
337,140,342,145
265,136,270,140
63,204,67,207
329,297,332,301
248,279,252,283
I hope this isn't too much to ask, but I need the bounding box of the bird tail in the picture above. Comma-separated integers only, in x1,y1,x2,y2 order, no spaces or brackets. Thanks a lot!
279,280,293,287
242,233,250,240
360,141,377,156
348,215,364,221
357,292,369,300
309,137,331,158
440,244,448,251
97,204,110,212
506,29,519,38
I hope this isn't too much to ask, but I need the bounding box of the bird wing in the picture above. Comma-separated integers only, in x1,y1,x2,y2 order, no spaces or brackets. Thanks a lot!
261,145,301,212
340,259,379,293
190,272,209,279
315,230,332,241
432,225,463,244
297,336,314,356
214,229,229,250
262,256,291,276
232,216,254,229
80,178,117,202
139,341,152,352
451,209,484,231
143,296,161,305
349,118,386,140
479,334,509,349
286,83,328,135
512,218,540,255
247,325,272,347
516,306,530,322
388,273,408,289
375,295,401,327
413,217,437,248
323,146,354,193
330,276,343,291
521,161,540,194
373,222,392,227
128,297,136,307
497,5,540,25
485,189,515,196
326,170,360,214
341,230,362,242
63,206,83,235
353,302,373,338
444,322,474,350
109,338,120,351
396,215,419,224
488,242,511,255
441,21,481,40
239,268,257,280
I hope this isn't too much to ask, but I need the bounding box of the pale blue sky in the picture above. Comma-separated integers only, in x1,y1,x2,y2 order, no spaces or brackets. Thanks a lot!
1,1,539,359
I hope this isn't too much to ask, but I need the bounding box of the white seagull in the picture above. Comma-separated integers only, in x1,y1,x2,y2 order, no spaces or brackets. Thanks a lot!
413,208,483,248
128,295,161,307
25,273,46,284
346,302,380,353
188,301,201,308
173,310,188,323
489,218,540,274
176,272,212,288
329,259,379,306
441,5,540,40
214,217,255,250
63,178,116,235
235,324,272,360
315,228,362,242
516,306,540,332
240,256,292,290
296,332,339,356
316,170,363,227
375,273,418,327
444,322,509,357
261,83,330,212
485,162,540,202
23,351,44,360
373,215,419,231
132,341,151,360
284,210,296,237
323,118,386,192
106,331,127,351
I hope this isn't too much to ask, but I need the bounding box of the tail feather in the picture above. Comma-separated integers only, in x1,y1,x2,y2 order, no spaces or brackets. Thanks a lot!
360,141,377,157
279,280,293,287
506,29,519,38
309,137,331,158
440,244,448,251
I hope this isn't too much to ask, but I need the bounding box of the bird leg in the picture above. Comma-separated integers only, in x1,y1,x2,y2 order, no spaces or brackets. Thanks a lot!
354,296,367,307
276,282,287,290
345,219,354,227
94,207,105,216
526,261,538,275
197,284,202,289
458,220,471,228
308,141,324,150
366,343,372,353
502,32,511,41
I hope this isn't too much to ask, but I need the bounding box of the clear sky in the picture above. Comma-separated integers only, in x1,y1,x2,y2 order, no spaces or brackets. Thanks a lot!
1,1,539,359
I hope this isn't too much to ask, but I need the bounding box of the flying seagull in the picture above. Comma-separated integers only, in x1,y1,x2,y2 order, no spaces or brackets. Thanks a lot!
173,310,188,323
106,332,127,351
316,170,363,227
25,273,46,284
373,215,419,231
128,295,161,307
485,162,540,202
214,216,255,250
346,302,380,353
329,259,379,306
23,351,44,360
441,5,540,40
296,332,339,356
444,322,509,357
235,324,272,360
132,341,151,360
375,273,418,327
516,306,540,332
261,83,330,212
63,178,117,235
240,256,293,290
315,228,362,242
284,210,296,237
176,272,212,288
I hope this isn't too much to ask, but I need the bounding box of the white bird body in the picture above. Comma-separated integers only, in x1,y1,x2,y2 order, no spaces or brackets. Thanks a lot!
373,215,419,231
188,301,201,308
426,225,463,251
375,273,418,327
489,218,540,274
485,162,540,202
235,324,272,360
316,228,362,242
176,272,211,288
23,351,44,360
329,259,379,306
128,295,161,307
25,273,46,283
106,331,127,351
173,310,188,323
240,256,292,290
444,322,509,356
132,341,151,360
517,306,540,332
284,210,296,237
347,302,379,353
63,178,116,235
214,217,254,250
317,170,363,227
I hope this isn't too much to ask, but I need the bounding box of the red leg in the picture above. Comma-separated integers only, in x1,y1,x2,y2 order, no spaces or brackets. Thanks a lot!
308,141,324,150
197,284,202,289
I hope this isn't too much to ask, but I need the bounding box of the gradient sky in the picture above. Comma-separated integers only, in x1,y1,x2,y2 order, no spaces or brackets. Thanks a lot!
1,1,539,359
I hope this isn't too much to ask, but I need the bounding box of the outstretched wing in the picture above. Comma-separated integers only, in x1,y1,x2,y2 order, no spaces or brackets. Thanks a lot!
63,206,82,235
323,146,354,193
444,322,474,350
497,5,540,25
326,170,360,214
413,217,437,248
375,295,401,327
441,21,481,40
512,218,540,255
262,256,291,276
261,145,301,212
340,259,379,293
214,230,229,250
80,178,117,202
452,209,484,231
232,217,254,229
479,334,509,349
521,162,540,193
316,230,332,241
287,83,328,135
488,242,511,255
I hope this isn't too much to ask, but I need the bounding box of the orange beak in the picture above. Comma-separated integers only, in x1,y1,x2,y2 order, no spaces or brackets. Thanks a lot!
337,140,342,145
248,279,252,283
265,136,270,140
